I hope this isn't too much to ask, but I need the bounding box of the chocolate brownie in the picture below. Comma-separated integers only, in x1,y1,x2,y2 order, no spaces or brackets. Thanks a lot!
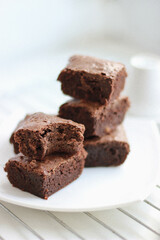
59,97,130,138
84,125,130,167
14,113,85,160
10,115,30,154
4,149,87,199
58,55,127,104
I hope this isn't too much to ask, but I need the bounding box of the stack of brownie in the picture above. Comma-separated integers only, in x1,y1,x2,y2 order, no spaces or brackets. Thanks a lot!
5,54,130,200
5,113,87,199
58,55,130,167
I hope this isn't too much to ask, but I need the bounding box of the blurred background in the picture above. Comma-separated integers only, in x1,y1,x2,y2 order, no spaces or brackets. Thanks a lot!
0,0,160,121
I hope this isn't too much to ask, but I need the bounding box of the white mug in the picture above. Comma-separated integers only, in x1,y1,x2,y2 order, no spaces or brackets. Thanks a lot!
128,53,160,117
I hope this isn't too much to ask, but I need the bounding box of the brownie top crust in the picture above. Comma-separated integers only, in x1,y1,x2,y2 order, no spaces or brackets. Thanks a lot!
84,125,128,144
15,112,85,133
66,55,127,78
7,149,87,175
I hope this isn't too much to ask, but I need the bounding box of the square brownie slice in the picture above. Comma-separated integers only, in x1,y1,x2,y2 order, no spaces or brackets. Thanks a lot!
84,125,130,167
13,113,85,160
59,97,130,138
4,149,87,199
58,55,127,104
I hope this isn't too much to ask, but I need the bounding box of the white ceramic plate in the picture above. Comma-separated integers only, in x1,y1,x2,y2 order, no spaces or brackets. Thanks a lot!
0,117,160,212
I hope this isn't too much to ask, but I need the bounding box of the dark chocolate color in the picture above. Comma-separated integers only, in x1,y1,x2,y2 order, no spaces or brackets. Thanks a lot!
58,55,127,104
59,97,130,138
10,115,30,154
4,149,87,199
13,113,85,160
10,133,19,154
84,125,130,167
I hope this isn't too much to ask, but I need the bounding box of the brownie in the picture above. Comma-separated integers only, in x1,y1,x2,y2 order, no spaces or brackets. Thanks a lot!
84,125,130,167
10,115,30,154
59,97,130,138
13,113,85,160
58,55,127,104
4,149,87,199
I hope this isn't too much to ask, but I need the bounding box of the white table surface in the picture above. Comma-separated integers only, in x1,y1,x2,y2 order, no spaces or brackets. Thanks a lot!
0,52,160,240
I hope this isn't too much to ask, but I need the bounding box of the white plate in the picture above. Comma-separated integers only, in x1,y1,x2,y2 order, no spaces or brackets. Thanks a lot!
0,117,160,212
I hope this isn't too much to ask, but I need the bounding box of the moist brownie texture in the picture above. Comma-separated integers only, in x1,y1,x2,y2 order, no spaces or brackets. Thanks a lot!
59,97,130,138
14,113,85,160
10,133,19,154
4,149,87,199
58,55,127,104
84,125,130,167
10,115,30,154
